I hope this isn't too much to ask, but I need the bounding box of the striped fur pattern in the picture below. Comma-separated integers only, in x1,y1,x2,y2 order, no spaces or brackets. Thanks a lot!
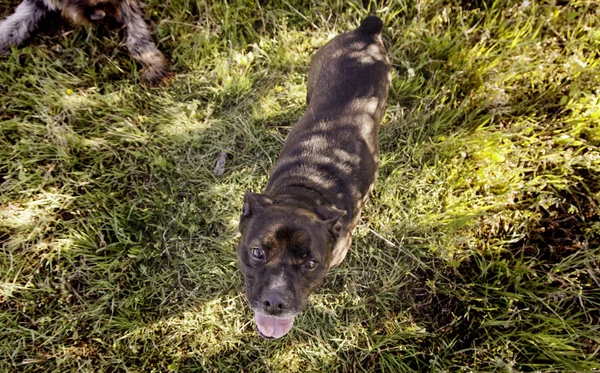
0,0,171,85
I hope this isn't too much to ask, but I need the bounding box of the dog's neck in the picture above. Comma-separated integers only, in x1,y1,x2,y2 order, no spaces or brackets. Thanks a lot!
271,184,326,212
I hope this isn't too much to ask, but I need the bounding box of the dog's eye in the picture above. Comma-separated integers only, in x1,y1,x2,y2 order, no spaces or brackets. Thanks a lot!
250,247,265,260
304,260,317,270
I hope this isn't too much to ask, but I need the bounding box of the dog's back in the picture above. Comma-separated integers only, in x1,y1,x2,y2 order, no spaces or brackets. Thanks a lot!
266,16,391,238
306,16,390,120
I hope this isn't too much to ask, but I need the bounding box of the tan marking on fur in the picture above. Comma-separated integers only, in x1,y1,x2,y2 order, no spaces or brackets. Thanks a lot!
329,232,351,268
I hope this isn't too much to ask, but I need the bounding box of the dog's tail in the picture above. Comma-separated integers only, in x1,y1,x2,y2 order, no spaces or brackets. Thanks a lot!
357,15,384,35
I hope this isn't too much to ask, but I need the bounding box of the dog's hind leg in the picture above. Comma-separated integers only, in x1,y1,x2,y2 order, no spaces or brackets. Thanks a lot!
0,0,49,55
117,0,171,85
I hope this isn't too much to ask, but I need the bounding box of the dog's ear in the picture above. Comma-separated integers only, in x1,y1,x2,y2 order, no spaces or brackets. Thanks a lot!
242,191,273,218
315,205,347,237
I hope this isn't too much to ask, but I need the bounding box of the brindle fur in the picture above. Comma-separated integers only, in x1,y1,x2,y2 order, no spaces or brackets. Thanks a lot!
0,0,171,85
238,16,391,334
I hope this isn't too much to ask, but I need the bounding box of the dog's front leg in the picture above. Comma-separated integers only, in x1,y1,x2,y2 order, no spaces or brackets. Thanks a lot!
0,0,49,55
117,0,172,85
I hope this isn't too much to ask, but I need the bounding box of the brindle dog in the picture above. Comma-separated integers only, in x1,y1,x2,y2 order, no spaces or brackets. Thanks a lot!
0,0,171,85
238,16,391,339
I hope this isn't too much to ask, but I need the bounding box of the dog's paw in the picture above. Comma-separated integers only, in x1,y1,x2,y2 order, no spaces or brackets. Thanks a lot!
141,63,173,86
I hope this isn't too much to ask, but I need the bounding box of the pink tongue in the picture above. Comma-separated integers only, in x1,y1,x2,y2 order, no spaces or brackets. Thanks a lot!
255,313,295,339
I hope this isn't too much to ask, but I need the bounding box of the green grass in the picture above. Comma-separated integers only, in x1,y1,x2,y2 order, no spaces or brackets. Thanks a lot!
1,0,599,371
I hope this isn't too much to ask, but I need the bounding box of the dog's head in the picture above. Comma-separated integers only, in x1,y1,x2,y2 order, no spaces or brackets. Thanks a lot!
237,191,345,339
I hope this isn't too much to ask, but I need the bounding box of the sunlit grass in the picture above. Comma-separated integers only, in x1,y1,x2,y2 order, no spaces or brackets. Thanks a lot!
1,0,599,371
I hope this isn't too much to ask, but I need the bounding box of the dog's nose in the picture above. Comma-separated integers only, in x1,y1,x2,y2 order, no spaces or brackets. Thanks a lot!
262,293,287,314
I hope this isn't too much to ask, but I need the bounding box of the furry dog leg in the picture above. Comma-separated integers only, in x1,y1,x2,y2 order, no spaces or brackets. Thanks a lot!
0,0,49,55
118,0,171,85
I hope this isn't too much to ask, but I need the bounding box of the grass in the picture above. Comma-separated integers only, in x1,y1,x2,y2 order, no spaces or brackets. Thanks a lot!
1,0,599,371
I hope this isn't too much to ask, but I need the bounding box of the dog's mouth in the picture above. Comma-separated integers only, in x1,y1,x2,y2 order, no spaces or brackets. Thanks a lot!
254,313,295,339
